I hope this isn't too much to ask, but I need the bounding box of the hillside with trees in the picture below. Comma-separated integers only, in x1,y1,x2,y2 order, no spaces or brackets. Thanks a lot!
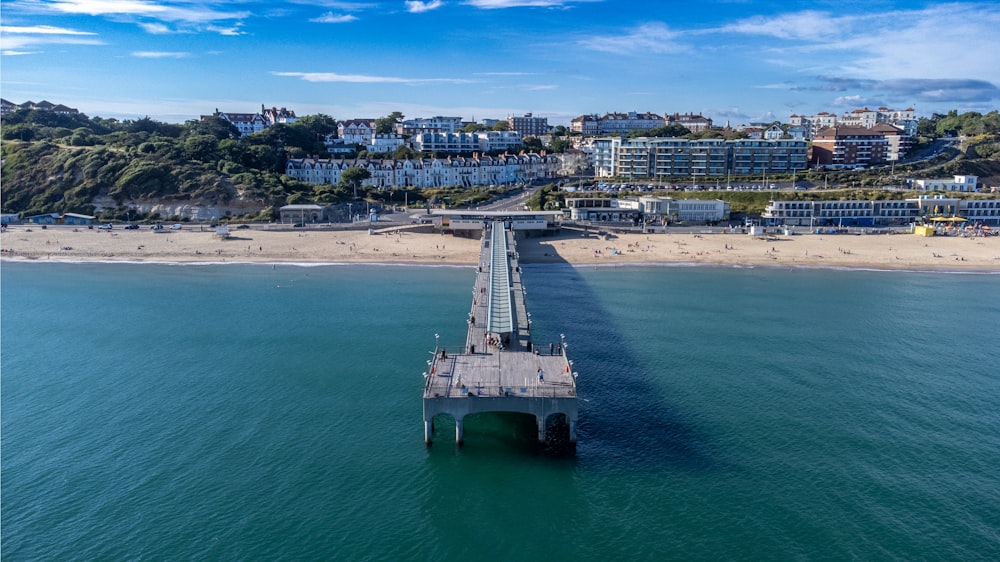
0,110,355,220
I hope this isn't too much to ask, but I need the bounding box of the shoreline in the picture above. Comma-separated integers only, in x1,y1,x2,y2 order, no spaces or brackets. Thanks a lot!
5,257,998,275
2,225,999,273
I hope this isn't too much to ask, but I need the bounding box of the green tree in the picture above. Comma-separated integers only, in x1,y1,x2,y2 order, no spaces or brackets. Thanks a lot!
549,137,572,153
339,167,371,199
375,111,404,135
491,121,510,132
522,137,544,152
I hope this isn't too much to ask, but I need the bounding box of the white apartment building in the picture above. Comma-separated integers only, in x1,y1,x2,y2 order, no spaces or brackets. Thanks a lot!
571,112,664,135
368,134,406,153
910,175,978,192
409,131,524,153
595,137,807,179
339,120,377,144
397,116,464,135
788,112,838,140
285,153,559,189
790,107,917,140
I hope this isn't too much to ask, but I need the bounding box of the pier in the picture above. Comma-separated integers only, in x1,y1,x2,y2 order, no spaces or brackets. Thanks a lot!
422,220,578,445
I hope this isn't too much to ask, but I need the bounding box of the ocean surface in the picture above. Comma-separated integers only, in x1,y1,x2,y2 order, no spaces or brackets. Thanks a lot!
2,260,999,560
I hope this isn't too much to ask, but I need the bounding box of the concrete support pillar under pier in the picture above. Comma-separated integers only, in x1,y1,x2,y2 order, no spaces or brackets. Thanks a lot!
424,419,433,445
456,418,464,446
568,417,577,443
537,415,545,443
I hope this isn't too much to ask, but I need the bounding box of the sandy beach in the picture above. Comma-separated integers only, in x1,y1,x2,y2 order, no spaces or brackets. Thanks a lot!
2,224,999,271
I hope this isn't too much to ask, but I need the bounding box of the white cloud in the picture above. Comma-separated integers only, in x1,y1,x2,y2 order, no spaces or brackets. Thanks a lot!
1,25,97,36
578,22,688,56
273,71,475,85
132,50,190,58
525,84,558,91
406,1,444,13
310,11,358,23
138,22,173,34
464,0,598,8
286,1,375,9
716,10,851,42
40,0,252,32
0,24,104,52
717,4,1000,83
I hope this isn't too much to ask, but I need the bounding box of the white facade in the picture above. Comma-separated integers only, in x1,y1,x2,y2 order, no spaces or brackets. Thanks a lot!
911,175,979,192
596,137,807,179
398,116,463,135
566,196,729,223
764,193,1000,226
790,107,917,140
570,112,663,135
285,153,560,189
592,137,623,177
206,104,297,136
368,134,405,153
409,131,524,153
339,120,376,144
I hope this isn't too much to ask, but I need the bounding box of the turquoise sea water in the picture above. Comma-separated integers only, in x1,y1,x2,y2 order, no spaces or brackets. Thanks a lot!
2,261,999,560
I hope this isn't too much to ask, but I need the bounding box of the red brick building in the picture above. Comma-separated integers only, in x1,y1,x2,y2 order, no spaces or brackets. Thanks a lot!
811,126,889,169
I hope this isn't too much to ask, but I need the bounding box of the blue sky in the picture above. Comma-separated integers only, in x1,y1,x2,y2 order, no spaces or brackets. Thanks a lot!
2,0,998,125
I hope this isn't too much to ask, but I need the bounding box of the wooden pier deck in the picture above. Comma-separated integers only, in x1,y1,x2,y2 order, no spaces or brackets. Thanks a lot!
422,221,578,445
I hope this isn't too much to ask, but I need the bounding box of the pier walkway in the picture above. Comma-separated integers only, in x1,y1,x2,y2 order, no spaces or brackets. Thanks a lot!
422,221,578,445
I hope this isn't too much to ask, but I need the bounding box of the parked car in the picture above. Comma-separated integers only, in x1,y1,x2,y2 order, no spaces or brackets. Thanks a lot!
123,224,139,230
98,224,112,230
170,224,183,230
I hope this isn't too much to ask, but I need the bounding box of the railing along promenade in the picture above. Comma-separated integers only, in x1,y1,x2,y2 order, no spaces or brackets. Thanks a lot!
422,221,578,445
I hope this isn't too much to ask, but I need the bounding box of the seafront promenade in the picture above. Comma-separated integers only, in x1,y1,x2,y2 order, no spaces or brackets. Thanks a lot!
421,221,578,445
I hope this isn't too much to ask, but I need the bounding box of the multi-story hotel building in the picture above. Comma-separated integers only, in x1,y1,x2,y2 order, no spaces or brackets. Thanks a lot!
396,116,463,135
507,113,549,136
594,137,807,179
763,195,1000,226
570,112,664,135
810,127,889,168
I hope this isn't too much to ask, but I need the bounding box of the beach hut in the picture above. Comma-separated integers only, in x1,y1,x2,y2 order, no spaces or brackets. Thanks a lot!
27,213,58,225
63,213,96,225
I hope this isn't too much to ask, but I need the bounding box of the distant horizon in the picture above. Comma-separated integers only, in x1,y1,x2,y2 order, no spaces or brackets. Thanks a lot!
2,1,998,126
0,97,972,128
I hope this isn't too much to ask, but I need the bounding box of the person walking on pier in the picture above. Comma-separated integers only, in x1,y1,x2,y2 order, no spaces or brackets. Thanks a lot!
537,368,544,383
